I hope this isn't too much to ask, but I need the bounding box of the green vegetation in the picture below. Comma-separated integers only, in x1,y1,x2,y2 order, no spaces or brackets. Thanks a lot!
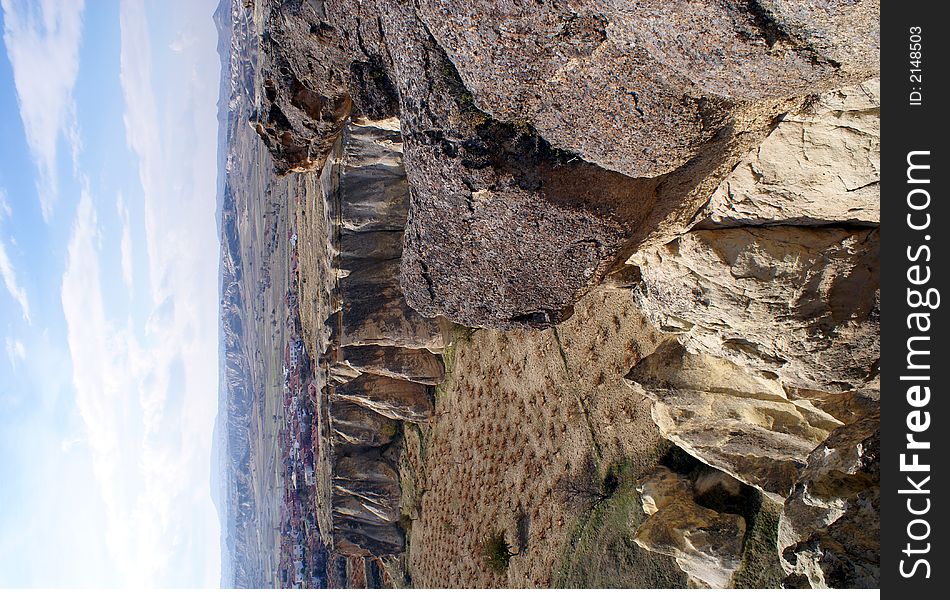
554,460,686,589
480,529,518,574
732,496,785,589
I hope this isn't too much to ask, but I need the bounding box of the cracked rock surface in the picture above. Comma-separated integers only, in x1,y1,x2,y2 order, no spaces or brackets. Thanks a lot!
253,0,879,329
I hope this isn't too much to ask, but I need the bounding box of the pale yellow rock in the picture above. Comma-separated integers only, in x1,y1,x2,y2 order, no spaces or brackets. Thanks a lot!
634,466,746,589
627,341,844,502
702,79,879,227
631,226,879,393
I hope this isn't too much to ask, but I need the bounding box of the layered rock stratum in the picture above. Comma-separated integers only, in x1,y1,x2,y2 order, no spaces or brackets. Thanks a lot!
299,119,446,559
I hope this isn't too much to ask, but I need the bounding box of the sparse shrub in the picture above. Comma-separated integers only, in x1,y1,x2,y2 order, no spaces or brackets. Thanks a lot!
556,455,621,512
480,529,517,574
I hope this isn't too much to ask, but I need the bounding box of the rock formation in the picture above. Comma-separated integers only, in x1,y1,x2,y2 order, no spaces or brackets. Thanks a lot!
246,0,881,587
625,80,880,587
699,79,880,228
779,394,880,588
627,341,840,503
307,119,445,558
252,0,880,330
634,466,747,588
630,226,879,392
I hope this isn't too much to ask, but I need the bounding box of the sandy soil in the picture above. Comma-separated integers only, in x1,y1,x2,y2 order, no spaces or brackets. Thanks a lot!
400,284,692,588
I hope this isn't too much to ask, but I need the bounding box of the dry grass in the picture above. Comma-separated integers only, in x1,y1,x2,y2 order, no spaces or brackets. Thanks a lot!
401,286,687,587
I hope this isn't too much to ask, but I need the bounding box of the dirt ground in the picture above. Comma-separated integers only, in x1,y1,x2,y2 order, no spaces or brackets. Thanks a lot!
398,284,695,588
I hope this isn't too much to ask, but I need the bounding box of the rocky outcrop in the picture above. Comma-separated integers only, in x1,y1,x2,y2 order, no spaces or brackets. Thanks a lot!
329,398,398,448
627,341,842,503
338,345,444,385
634,466,747,588
631,225,879,392
251,1,397,174
330,456,406,557
699,79,880,227
253,0,880,330
336,375,434,423
628,344,879,587
780,400,880,588
247,0,882,584
310,119,445,559
628,78,880,394
624,74,880,507
412,0,877,179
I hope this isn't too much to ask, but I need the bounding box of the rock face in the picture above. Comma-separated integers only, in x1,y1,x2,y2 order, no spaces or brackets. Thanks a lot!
631,225,879,392
252,1,397,174
339,345,445,385
628,81,880,395
310,119,446,558
413,0,878,179
623,77,880,587
634,466,747,588
627,341,843,503
253,0,880,329
330,455,405,557
780,400,880,588
700,79,880,227
329,398,398,448
336,374,434,423
249,0,882,585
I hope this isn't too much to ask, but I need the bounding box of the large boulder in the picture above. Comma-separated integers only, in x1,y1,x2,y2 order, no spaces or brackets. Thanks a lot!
254,0,879,330
385,0,801,330
699,79,880,227
413,0,879,179
631,225,879,392
627,341,842,502
634,466,747,588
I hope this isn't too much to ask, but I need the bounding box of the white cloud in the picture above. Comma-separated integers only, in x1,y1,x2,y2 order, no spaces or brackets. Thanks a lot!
54,0,223,585
1,0,85,220
0,188,10,218
5,336,25,368
0,239,31,325
116,192,134,290
61,189,179,586
0,188,29,324
168,30,195,54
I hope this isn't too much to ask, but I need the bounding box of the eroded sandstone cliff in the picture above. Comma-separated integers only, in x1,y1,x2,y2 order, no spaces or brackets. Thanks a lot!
298,119,446,559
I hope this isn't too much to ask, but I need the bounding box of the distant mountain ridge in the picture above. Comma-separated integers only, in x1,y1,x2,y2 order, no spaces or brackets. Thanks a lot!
212,0,267,588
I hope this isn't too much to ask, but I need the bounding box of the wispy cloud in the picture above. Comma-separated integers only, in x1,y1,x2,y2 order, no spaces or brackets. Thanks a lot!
61,188,167,586
0,188,10,218
53,0,224,586
0,0,85,220
116,192,134,290
5,336,25,368
0,188,31,324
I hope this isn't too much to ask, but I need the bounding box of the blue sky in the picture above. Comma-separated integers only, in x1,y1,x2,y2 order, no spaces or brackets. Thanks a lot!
0,0,221,587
